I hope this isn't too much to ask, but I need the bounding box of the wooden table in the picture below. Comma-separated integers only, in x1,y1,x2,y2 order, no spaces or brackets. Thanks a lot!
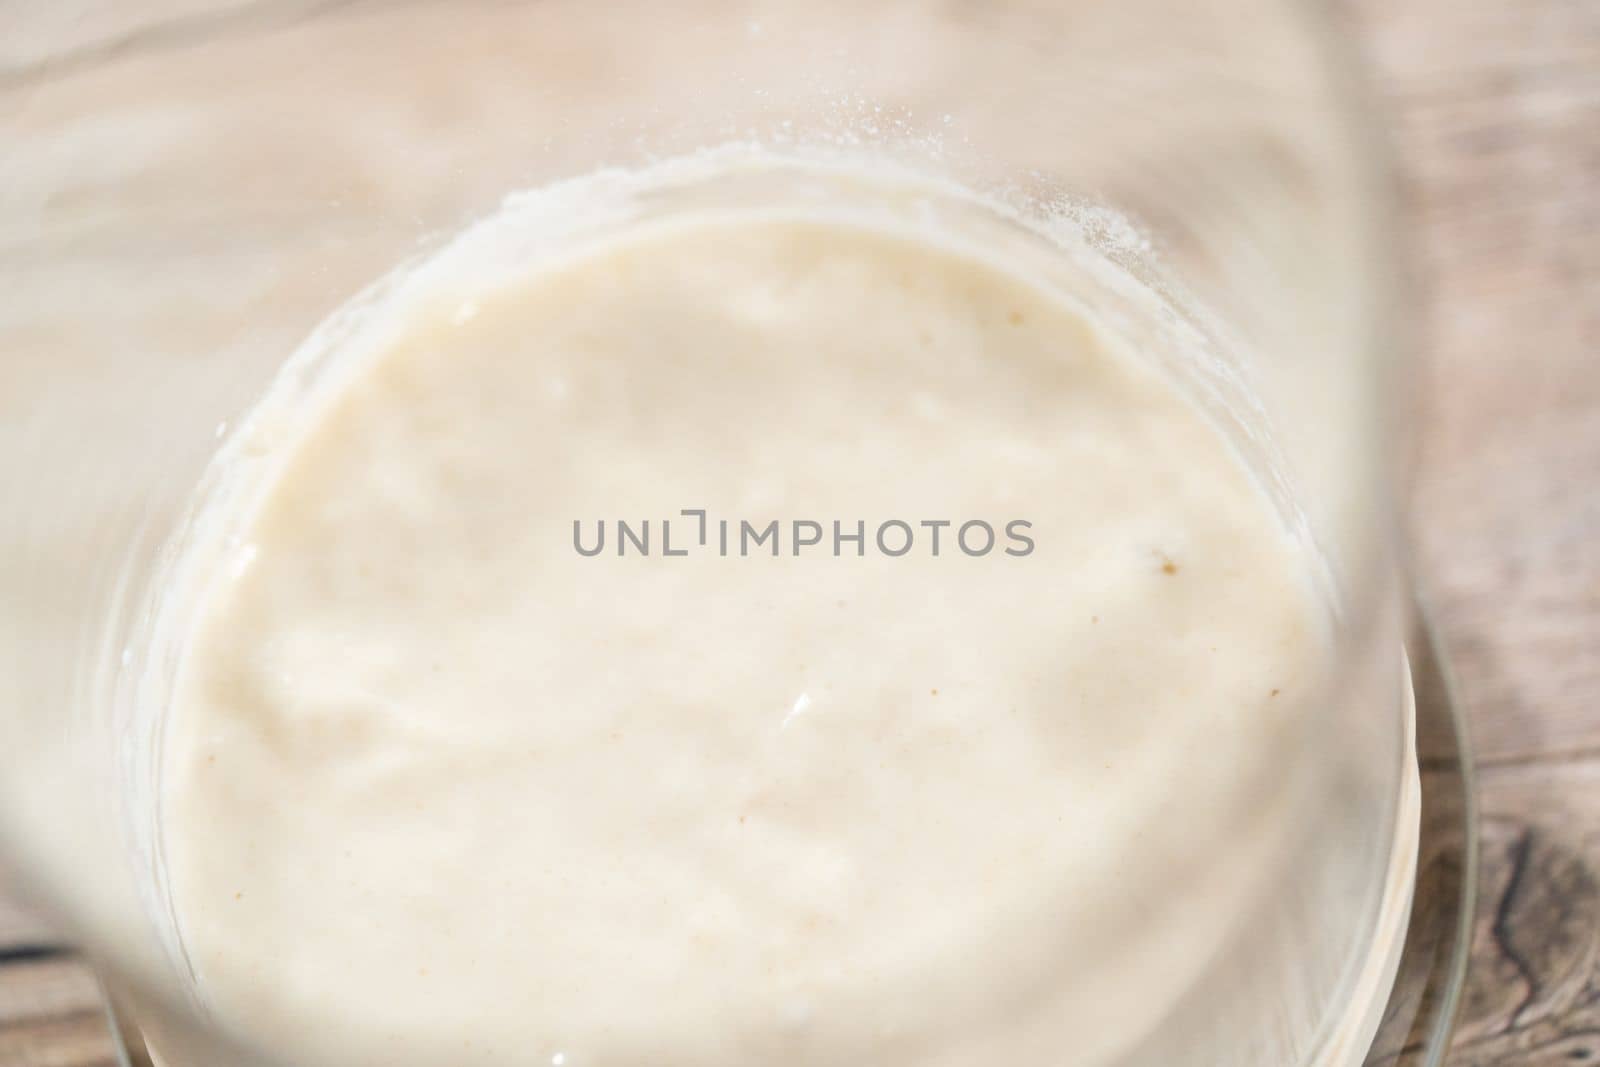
1345,0,1600,1061
1,0,1594,1063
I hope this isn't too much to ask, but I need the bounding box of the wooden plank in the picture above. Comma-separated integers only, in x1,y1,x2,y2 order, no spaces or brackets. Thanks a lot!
1343,0,1600,765
0,961,102,1029
0,874,110,1067
1347,0,1599,1059
0,1013,120,1067
0,900,60,961
1434,761,1600,1064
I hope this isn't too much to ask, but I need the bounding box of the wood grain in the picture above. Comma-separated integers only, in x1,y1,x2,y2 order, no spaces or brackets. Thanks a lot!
1353,0,1600,768
1343,0,1599,1060
1,0,1595,1063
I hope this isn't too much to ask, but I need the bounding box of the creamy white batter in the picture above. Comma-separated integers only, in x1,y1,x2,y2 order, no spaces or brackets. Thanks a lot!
159,155,1351,1066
